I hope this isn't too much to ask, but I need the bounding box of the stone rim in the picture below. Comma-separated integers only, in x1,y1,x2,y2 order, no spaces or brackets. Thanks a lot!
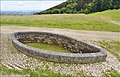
11,32,107,64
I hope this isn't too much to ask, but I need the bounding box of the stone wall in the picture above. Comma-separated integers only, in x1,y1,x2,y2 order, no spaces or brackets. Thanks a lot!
12,32,107,64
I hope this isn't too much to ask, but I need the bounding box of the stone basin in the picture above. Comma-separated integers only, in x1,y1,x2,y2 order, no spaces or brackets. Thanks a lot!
11,32,107,64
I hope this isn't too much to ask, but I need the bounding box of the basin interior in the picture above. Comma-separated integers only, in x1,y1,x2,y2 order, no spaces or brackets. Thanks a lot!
26,43,71,53
16,32,100,53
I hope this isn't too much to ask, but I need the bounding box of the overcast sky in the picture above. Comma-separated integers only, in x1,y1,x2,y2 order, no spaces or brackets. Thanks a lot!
1,0,66,11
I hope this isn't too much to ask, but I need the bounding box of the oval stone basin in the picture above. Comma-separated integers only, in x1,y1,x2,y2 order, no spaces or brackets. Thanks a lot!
11,32,107,64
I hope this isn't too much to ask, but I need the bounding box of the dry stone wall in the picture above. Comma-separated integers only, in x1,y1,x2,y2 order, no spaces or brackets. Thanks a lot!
12,32,107,64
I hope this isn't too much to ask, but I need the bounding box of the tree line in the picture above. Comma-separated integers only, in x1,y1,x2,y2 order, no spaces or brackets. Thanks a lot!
36,0,120,14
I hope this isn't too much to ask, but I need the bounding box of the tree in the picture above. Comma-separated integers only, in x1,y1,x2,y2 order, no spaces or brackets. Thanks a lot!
61,7,67,13
52,9,60,14
112,0,120,9
84,0,113,13
100,0,112,11
36,0,120,14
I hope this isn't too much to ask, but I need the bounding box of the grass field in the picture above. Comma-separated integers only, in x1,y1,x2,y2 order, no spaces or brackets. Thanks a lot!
26,43,71,53
98,41,120,61
1,9,120,32
89,9,120,21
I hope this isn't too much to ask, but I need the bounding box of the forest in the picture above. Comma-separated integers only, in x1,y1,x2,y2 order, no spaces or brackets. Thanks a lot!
36,0,120,14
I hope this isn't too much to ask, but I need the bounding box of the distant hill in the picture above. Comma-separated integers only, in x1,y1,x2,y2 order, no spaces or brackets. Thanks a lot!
36,0,120,14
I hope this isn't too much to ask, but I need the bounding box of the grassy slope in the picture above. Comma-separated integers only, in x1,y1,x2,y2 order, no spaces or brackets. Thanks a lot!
26,43,71,53
89,9,120,21
98,41,120,61
1,10,120,32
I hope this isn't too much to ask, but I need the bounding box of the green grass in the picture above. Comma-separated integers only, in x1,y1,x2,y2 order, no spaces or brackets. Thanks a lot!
26,43,71,53
89,9,120,21
0,65,73,77
1,10,120,32
30,68,73,77
0,65,31,75
98,41,120,61
1,65,120,77
104,69,120,77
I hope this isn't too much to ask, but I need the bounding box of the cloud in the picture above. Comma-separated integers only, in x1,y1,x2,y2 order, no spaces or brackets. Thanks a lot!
1,1,65,11
18,1,24,5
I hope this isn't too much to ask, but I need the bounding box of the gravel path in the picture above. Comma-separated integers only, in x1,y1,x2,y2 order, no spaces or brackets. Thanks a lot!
1,26,120,41
1,26,120,77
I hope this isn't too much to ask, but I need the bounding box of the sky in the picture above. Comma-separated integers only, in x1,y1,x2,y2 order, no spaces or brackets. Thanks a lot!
1,0,66,11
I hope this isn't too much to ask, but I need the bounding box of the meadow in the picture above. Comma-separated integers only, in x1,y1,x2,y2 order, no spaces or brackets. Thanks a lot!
89,9,120,21
1,9,120,32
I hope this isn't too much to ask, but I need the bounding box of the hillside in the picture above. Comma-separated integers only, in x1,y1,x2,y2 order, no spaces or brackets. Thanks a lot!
1,10,120,32
36,0,92,14
36,0,120,14
89,9,120,21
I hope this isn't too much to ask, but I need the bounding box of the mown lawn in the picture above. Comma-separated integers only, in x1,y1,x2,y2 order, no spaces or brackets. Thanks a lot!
1,9,120,32
26,43,71,53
